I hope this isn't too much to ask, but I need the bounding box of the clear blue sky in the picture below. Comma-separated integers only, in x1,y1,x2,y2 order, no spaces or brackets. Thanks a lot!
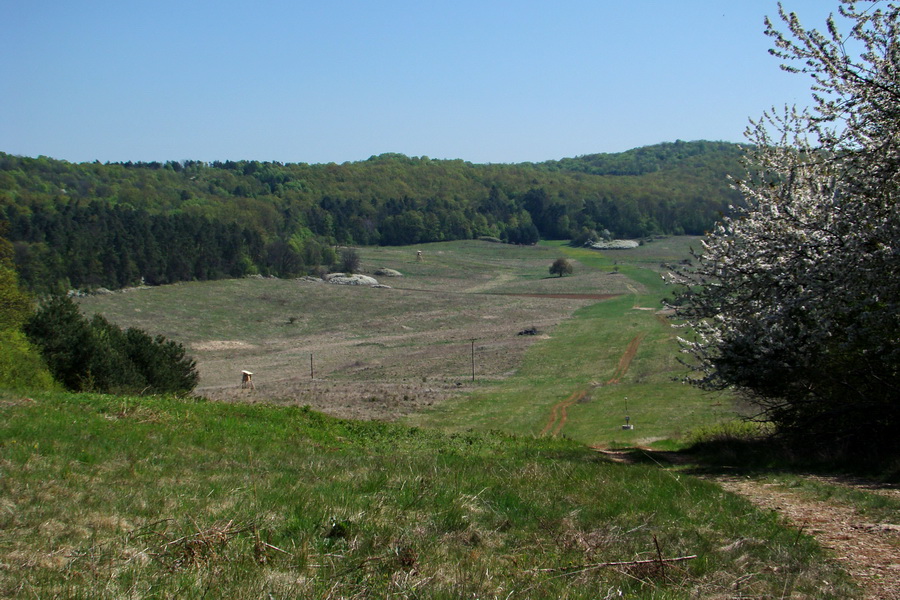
1,1,841,165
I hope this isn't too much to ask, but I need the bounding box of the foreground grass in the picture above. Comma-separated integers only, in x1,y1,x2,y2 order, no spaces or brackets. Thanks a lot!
0,390,856,599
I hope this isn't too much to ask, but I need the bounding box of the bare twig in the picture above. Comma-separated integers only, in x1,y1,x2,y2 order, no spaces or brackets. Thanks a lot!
531,554,698,574
260,541,292,556
653,534,666,578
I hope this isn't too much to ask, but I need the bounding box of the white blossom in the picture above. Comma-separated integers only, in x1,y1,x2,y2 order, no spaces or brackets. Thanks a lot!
668,1,900,456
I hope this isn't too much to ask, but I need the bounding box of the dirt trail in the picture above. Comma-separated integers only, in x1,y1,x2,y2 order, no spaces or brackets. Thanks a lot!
606,334,645,384
540,390,586,436
712,475,900,600
594,451,900,599
541,332,646,437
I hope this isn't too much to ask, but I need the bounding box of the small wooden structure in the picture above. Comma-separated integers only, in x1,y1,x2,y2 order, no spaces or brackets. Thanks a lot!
241,370,255,390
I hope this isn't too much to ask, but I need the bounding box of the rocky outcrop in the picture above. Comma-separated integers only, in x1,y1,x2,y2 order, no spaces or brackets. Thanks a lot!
324,273,380,286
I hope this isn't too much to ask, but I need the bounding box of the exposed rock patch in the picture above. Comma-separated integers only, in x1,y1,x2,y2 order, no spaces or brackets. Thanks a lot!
589,239,640,249
324,273,380,286
374,268,403,277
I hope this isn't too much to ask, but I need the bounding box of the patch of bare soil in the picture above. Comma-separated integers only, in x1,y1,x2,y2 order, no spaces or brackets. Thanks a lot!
606,333,645,385
192,340,257,351
0,396,36,409
712,476,900,600
209,379,474,421
197,293,595,419
541,390,587,436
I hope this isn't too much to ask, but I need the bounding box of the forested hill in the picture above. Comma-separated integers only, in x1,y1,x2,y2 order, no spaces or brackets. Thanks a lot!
536,140,745,176
0,140,746,292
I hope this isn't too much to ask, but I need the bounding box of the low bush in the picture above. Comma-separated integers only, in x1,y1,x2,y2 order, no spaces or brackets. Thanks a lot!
0,329,56,391
24,295,198,395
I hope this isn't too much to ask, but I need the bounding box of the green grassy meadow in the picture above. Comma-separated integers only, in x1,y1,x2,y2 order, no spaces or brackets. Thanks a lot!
0,391,856,599
0,237,864,598
408,238,732,448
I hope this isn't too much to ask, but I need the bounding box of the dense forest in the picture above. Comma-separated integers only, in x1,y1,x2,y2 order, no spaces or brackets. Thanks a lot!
0,140,746,292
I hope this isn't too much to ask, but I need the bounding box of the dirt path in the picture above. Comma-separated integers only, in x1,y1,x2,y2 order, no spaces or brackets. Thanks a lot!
542,332,646,437
711,475,900,600
595,451,900,599
540,389,586,436
606,334,645,385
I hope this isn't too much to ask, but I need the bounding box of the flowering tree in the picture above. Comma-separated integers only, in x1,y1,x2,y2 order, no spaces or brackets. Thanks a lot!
669,1,900,458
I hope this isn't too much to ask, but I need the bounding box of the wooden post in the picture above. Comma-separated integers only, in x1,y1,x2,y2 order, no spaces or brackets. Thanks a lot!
310,353,314,379
241,370,254,390
471,339,476,382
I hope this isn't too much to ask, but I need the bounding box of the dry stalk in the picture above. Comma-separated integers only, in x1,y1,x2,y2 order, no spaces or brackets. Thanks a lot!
531,554,697,575
143,518,258,571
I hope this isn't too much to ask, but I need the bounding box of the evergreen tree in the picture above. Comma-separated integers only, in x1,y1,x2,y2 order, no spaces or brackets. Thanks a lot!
25,295,199,395
23,295,97,391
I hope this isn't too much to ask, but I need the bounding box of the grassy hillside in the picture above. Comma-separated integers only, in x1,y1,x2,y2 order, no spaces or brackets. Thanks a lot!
0,237,865,597
0,390,856,599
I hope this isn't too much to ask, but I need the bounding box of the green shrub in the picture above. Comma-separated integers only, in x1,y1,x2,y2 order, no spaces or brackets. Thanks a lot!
24,295,198,395
339,247,361,274
0,329,56,391
684,420,770,447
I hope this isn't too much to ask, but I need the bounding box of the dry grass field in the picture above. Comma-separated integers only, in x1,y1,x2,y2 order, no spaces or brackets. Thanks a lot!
78,240,639,420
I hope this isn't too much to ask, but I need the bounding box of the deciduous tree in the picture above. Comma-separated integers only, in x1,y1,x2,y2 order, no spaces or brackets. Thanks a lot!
339,247,361,274
669,1,900,459
549,258,573,277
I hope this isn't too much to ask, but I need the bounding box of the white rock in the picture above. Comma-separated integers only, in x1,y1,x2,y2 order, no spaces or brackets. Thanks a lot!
589,239,640,250
325,274,380,286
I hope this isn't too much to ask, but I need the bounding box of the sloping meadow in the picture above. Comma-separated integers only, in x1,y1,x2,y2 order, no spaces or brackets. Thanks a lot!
0,391,856,599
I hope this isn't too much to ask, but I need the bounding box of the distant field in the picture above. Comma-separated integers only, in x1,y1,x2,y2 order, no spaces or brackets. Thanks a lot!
78,237,738,446
410,237,734,448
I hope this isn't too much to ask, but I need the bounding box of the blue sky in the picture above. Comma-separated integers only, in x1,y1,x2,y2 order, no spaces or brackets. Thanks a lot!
1,1,841,165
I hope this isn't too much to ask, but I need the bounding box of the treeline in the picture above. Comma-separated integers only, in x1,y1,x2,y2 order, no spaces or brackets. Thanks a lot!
1,202,337,293
1,140,746,291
